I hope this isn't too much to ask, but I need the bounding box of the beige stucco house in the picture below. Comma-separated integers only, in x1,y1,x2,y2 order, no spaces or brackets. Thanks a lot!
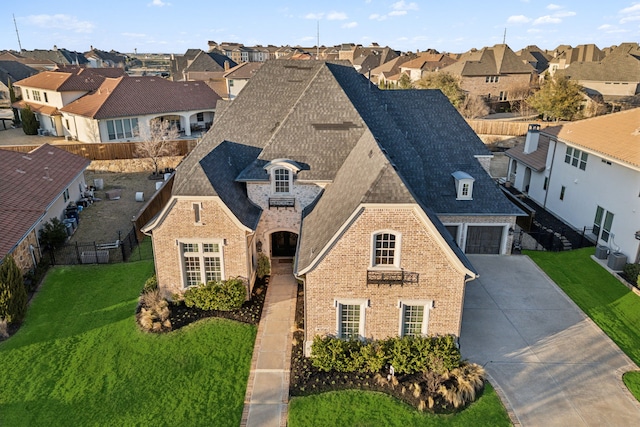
143,60,522,355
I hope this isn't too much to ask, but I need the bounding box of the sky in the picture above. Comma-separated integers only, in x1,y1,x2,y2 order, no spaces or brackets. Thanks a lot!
3,1,640,55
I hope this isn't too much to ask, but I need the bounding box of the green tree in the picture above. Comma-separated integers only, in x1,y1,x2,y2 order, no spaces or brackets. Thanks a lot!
527,74,584,121
20,105,39,135
397,73,413,89
414,71,465,108
8,79,20,125
39,218,68,251
0,255,28,324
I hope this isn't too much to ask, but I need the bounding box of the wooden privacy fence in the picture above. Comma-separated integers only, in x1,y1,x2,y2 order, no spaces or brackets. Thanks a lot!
466,120,555,136
132,173,175,241
2,139,198,160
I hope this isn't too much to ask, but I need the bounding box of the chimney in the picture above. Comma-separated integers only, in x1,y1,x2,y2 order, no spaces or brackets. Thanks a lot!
53,45,58,51
523,124,541,154
224,60,230,71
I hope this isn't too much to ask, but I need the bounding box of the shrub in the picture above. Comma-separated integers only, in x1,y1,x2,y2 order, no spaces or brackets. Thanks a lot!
183,278,247,311
137,288,171,332
142,275,158,293
20,105,39,135
439,362,485,409
0,255,28,325
310,335,461,375
257,253,270,279
623,263,640,286
39,218,68,251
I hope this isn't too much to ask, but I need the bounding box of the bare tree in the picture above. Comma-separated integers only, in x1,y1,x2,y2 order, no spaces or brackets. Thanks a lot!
135,119,179,177
458,95,490,119
505,82,535,116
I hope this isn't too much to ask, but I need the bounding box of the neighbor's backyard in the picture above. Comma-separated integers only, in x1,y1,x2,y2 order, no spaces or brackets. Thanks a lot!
0,259,256,426
526,248,640,400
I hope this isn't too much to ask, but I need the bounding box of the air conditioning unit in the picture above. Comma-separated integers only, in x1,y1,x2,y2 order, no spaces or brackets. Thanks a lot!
595,245,609,260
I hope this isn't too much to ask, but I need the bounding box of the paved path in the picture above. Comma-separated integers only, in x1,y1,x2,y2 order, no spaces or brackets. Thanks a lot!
241,260,297,427
460,255,640,427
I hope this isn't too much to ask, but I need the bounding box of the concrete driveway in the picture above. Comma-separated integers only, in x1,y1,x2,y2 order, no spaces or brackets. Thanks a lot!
461,255,640,426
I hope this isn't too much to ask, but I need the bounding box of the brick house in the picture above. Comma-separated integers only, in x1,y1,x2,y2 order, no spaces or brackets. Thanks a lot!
142,60,522,355
440,44,536,110
0,144,90,272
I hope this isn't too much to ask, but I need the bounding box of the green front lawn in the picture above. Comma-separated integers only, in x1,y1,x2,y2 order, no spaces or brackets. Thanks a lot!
0,261,256,426
526,248,640,400
288,383,511,427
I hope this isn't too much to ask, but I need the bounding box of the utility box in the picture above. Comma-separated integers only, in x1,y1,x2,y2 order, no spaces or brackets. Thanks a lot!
595,245,609,260
607,252,627,271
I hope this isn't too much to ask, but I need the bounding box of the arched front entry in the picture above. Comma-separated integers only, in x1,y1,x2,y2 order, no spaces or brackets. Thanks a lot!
271,231,298,257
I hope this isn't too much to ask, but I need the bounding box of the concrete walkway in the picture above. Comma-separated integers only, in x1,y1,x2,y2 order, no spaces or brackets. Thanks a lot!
461,255,640,427
241,260,297,427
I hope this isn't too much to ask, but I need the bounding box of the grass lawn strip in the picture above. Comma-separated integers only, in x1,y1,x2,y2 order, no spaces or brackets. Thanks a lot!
288,383,511,427
526,248,640,400
0,261,256,427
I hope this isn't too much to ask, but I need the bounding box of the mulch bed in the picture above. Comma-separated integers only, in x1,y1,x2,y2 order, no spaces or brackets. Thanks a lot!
166,276,268,330
287,282,484,413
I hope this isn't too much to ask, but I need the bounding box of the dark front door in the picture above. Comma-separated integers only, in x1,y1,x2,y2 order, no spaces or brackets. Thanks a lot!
465,226,503,254
271,231,298,257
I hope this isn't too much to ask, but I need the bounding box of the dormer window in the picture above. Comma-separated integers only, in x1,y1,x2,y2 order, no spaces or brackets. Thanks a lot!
264,158,301,196
274,168,290,193
452,171,474,200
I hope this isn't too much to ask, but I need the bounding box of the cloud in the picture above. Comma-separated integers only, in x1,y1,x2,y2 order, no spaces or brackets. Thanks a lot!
619,3,640,24
369,13,387,21
305,12,324,20
533,15,562,24
553,11,576,18
389,10,407,16
25,14,94,33
148,0,170,6
342,21,358,29
507,15,531,24
546,3,562,10
391,1,419,11
327,11,347,20
620,15,640,23
620,4,640,14
597,24,628,33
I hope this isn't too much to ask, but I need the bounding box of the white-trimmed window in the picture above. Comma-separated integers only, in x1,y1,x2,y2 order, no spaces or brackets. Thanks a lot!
106,118,139,140
193,203,202,224
335,299,368,339
32,90,41,102
274,168,290,193
399,300,432,336
372,231,401,268
564,147,587,170
180,241,224,288
593,206,614,242
452,171,474,200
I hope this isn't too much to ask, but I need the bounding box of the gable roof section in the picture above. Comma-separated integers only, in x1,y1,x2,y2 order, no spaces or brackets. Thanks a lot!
443,44,534,76
560,43,640,82
0,144,90,259
60,76,220,119
14,67,112,92
543,108,640,169
504,134,551,171
0,60,38,83
224,62,263,79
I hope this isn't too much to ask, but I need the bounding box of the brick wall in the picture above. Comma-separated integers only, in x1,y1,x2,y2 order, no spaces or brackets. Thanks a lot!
461,74,532,100
151,197,251,298
304,206,468,354
247,182,322,254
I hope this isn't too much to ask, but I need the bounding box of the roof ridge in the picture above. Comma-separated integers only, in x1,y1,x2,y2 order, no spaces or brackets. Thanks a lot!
90,76,124,119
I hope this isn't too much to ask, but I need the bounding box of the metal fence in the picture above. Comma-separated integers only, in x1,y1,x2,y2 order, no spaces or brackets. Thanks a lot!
48,227,152,266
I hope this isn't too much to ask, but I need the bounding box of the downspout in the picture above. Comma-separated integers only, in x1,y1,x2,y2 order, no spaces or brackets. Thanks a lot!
543,137,558,209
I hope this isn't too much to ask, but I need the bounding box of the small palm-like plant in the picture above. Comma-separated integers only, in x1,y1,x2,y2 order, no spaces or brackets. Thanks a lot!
137,289,171,332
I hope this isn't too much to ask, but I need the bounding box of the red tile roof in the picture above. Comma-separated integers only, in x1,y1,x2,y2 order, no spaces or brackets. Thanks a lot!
0,144,90,259
12,100,61,116
14,67,122,92
61,76,221,119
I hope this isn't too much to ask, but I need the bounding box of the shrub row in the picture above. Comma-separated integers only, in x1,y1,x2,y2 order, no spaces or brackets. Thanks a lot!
623,263,640,286
311,335,461,375
183,278,246,311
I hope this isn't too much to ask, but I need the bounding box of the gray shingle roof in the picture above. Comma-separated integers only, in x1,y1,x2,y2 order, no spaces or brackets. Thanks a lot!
173,60,521,272
443,44,534,76
560,43,640,82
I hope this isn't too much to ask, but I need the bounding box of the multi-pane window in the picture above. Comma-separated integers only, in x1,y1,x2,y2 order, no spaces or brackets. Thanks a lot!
402,305,424,336
32,90,41,101
593,206,614,242
593,206,604,237
462,183,470,197
106,118,139,140
602,211,614,242
196,112,204,122
274,168,290,193
564,147,587,170
499,91,507,101
374,233,397,266
485,76,499,83
338,304,361,339
181,242,223,287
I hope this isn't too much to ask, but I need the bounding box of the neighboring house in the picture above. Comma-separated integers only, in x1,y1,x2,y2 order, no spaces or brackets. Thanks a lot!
59,76,220,142
21,46,89,67
399,53,458,82
13,67,126,137
0,60,38,107
516,45,552,75
0,51,57,71
349,45,400,75
224,62,263,100
440,44,536,109
0,144,90,272
170,49,237,98
367,54,416,84
558,43,640,101
84,47,128,68
142,60,522,356
548,44,605,76
505,110,640,263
